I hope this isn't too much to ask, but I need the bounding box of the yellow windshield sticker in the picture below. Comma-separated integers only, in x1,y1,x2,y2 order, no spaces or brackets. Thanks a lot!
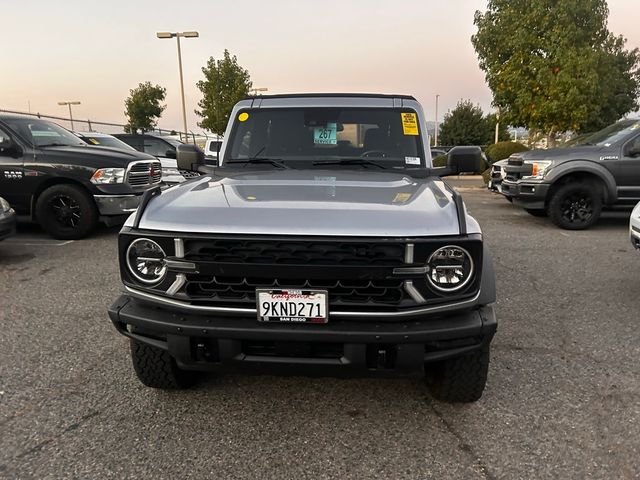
401,113,419,136
238,112,249,122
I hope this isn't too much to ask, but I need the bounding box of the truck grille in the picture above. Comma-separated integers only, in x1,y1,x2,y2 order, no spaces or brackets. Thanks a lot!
127,161,162,186
185,275,407,308
184,239,405,266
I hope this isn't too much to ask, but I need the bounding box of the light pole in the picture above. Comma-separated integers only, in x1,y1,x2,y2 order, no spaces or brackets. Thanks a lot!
434,94,440,147
157,31,199,143
58,101,81,130
250,87,269,95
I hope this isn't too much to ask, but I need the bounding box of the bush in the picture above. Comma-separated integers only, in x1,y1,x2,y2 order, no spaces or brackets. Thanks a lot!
484,141,528,164
482,167,492,184
432,154,448,167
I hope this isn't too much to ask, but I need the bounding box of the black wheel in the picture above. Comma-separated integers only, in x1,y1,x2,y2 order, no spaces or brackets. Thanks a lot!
130,339,197,389
548,182,602,230
524,208,547,217
425,345,490,403
35,184,98,239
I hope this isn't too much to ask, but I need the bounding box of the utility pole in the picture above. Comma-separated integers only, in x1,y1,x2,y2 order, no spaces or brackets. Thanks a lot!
434,94,440,147
58,101,81,130
495,109,500,144
157,31,199,143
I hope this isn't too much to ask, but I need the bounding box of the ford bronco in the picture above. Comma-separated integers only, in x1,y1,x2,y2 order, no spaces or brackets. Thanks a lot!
108,93,497,403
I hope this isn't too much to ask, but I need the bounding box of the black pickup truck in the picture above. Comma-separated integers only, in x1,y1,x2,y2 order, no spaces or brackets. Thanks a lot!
0,114,161,239
500,120,640,229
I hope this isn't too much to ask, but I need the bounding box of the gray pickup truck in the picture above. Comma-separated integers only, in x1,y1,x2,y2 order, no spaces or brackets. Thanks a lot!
500,120,640,229
108,93,497,403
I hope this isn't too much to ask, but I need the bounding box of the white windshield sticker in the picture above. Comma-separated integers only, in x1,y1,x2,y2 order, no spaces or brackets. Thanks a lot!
405,156,421,165
314,123,337,145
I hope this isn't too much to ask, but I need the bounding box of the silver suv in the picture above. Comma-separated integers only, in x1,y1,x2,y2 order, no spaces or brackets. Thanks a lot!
108,94,497,403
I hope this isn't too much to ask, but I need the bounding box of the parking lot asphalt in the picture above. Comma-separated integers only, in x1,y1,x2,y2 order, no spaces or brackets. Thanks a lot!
1,186,638,480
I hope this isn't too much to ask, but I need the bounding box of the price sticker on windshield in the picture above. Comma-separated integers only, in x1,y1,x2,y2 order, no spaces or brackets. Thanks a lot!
314,123,337,145
401,113,419,136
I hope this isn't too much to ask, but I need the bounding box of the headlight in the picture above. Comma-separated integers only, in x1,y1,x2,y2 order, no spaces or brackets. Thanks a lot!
161,167,181,177
523,160,552,179
126,238,167,284
427,246,474,292
0,197,11,212
91,168,125,184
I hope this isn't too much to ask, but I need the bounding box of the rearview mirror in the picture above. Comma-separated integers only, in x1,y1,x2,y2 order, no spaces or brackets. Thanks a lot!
176,144,205,171
435,146,485,176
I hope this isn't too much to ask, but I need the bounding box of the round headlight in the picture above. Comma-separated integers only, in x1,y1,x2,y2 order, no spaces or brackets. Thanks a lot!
126,238,167,284
427,246,474,292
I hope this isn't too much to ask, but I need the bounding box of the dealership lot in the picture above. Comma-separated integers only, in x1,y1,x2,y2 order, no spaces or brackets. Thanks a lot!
0,187,638,479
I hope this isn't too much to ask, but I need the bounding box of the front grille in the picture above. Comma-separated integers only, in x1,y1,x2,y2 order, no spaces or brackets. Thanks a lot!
185,275,407,308
184,239,405,266
127,161,162,186
179,170,201,179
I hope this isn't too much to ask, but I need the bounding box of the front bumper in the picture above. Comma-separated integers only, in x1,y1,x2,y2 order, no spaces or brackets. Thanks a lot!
631,203,640,249
93,194,142,216
108,294,497,373
500,179,550,209
0,208,16,240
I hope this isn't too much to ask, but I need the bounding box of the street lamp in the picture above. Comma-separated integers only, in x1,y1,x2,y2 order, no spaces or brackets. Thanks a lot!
156,31,199,142
434,94,440,147
58,101,81,130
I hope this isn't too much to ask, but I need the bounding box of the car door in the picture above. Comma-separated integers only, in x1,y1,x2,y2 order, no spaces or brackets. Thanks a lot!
618,133,640,201
0,125,28,213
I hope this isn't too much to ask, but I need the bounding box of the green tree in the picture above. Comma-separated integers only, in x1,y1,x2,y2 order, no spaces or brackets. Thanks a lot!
472,0,640,147
439,100,505,146
124,82,166,133
196,49,252,135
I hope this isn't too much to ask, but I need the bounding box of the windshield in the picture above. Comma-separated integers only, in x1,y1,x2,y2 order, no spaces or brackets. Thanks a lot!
575,119,639,147
3,117,86,147
224,108,424,169
163,138,183,148
80,134,136,151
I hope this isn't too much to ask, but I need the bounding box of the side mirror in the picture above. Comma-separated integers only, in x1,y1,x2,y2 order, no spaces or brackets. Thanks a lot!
0,134,12,149
165,149,177,159
176,144,205,171
436,146,485,176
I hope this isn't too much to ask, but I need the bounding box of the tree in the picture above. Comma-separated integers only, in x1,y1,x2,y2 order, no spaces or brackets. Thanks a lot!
196,50,252,135
124,82,166,133
438,100,507,146
472,0,640,147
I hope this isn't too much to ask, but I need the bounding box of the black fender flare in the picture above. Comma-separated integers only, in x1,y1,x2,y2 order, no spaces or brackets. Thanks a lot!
545,161,617,203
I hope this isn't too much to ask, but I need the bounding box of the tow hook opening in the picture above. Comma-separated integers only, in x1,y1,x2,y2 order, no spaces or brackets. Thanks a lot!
366,344,398,370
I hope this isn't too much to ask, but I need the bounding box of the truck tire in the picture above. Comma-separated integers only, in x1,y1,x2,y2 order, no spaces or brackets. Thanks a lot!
35,184,98,239
524,208,547,217
130,339,196,389
425,345,490,403
548,182,602,230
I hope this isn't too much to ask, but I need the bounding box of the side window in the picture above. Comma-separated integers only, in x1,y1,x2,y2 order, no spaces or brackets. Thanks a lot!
0,127,15,157
143,138,172,157
625,135,640,157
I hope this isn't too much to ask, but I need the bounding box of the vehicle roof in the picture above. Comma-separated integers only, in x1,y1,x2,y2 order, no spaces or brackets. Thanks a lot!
74,131,115,138
245,93,417,100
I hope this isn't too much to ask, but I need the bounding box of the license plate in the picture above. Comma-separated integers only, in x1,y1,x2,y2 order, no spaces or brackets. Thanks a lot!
256,289,328,323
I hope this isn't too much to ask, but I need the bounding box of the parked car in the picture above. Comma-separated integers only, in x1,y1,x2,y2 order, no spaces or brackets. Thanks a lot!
0,196,16,240
500,119,640,229
488,159,508,193
75,131,138,151
107,93,497,403
204,137,222,164
0,114,161,239
631,201,640,249
113,134,188,185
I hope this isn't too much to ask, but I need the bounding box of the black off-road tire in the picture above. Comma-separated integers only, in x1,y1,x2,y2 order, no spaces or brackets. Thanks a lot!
524,208,547,217
548,182,602,230
35,184,98,239
130,339,197,389
425,345,490,403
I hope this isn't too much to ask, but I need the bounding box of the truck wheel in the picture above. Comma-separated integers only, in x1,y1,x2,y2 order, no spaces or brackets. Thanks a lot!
130,339,196,389
548,182,602,230
35,184,98,239
524,208,547,217
425,345,490,403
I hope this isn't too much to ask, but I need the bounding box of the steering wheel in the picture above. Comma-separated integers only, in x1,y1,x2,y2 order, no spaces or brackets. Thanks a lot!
361,149,390,158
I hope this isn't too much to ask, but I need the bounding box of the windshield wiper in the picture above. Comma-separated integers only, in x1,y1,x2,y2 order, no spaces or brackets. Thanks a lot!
38,143,75,148
312,158,388,169
226,158,291,169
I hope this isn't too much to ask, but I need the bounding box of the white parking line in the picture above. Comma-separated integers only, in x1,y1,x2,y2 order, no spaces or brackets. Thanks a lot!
3,238,74,247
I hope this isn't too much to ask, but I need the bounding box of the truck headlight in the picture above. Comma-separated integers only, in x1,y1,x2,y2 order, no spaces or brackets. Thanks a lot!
126,238,167,284
523,160,552,179
427,246,474,292
91,168,125,184
162,167,181,177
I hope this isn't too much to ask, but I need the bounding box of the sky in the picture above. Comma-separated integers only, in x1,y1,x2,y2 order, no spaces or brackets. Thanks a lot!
1,0,638,133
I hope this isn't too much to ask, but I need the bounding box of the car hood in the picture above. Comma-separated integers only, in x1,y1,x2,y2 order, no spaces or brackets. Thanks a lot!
514,145,606,162
40,145,156,167
132,169,472,237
